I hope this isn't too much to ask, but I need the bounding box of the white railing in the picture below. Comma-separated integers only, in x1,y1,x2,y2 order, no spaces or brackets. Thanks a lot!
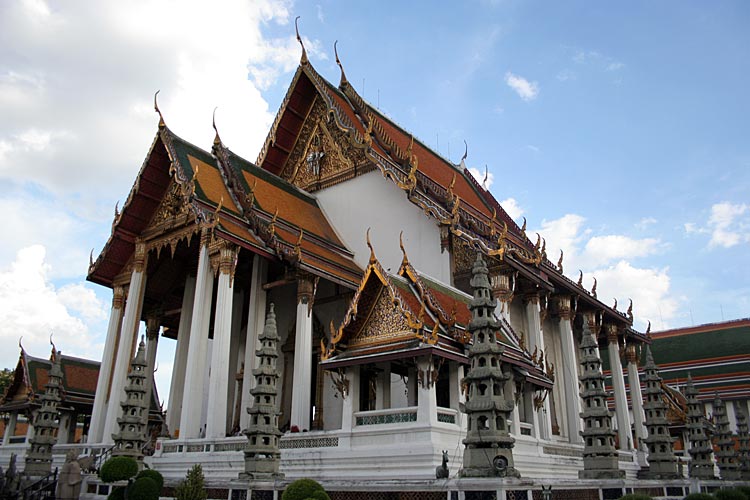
436,407,458,424
155,436,247,455
354,406,418,426
520,422,534,436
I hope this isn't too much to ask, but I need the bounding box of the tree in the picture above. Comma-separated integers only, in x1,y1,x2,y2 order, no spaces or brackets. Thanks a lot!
0,368,14,397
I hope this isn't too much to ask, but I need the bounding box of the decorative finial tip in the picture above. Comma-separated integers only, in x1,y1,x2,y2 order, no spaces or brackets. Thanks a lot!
212,107,221,145
154,90,165,128
334,40,347,85
295,16,308,64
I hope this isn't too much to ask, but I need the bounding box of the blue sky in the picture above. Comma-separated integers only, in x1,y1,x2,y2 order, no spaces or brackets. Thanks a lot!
0,1,747,402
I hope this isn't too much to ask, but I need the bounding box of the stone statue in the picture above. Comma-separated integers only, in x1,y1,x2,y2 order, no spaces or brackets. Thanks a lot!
435,450,449,479
3,453,21,499
55,449,83,499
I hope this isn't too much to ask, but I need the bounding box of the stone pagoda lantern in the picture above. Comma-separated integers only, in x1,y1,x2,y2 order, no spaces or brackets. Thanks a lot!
460,254,519,478
25,347,63,476
684,374,716,479
112,337,149,461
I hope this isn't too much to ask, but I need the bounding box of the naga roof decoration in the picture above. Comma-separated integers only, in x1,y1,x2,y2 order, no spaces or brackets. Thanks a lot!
321,233,552,388
88,101,361,290
255,45,636,333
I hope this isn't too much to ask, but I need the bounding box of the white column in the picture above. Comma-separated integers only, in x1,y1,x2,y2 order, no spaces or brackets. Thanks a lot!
450,364,467,432
416,358,438,426
226,288,244,433
180,234,215,439
726,401,737,432
205,242,238,439
375,364,391,410
525,294,552,440
102,243,148,444
240,256,267,429
3,412,18,445
57,412,72,445
166,276,196,437
290,273,315,431
341,366,360,433
606,325,632,451
626,346,647,451
144,315,160,419
556,296,583,444
88,286,125,444
507,376,521,436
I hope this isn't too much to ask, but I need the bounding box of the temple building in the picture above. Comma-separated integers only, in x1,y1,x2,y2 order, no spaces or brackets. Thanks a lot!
10,31,746,498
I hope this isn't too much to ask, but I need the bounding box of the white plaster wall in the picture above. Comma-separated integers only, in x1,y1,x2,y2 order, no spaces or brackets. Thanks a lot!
268,283,297,429
316,170,451,283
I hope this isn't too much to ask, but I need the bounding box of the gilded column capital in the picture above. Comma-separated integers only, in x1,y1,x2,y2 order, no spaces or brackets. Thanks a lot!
146,315,161,340
523,292,540,306
200,226,212,248
489,271,514,312
133,241,147,273
552,294,573,321
112,286,125,310
297,271,319,314
625,344,639,364
604,323,619,344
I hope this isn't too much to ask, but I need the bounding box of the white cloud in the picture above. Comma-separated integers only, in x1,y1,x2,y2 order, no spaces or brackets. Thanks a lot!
468,166,494,190
536,214,676,328
683,202,750,248
0,245,107,369
499,198,524,221
636,217,657,230
708,202,748,248
606,62,625,71
556,69,576,82
505,72,539,101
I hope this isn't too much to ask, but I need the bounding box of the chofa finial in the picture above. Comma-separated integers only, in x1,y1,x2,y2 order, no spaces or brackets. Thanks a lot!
557,249,564,274
212,107,221,146
366,227,376,263
334,40,347,85
461,140,468,165
577,270,583,287
154,90,166,128
627,299,634,321
521,217,527,233
591,277,597,298
295,16,308,64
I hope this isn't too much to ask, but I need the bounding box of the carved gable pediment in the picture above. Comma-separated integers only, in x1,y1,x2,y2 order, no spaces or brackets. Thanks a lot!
349,286,412,347
281,98,368,192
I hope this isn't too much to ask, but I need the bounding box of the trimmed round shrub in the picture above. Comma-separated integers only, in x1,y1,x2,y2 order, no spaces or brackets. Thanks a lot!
99,456,139,482
619,495,653,500
282,478,327,500
684,494,716,500
309,490,331,500
136,469,164,492
715,489,749,500
107,486,125,500
127,476,160,500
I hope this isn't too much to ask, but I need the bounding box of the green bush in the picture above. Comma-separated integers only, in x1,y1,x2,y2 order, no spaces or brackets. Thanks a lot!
737,488,750,498
684,494,716,500
715,489,749,500
619,495,653,500
127,476,160,500
136,469,164,492
99,456,139,482
107,486,125,500
282,478,329,500
175,464,207,500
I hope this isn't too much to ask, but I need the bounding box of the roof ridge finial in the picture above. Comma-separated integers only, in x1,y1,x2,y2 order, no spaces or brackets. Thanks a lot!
557,249,564,274
399,230,409,266
591,276,597,298
482,164,488,189
295,16,308,65
646,320,652,339
366,227,376,264
577,270,583,287
19,336,25,354
460,140,468,167
154,90,166,128
627,298,634,321
334,40,347,86
212,107,221,146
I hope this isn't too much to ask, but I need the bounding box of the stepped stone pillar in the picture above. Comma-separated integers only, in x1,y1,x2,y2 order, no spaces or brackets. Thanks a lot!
554,295,583,444
3,412,18,445
291,272,316,431
112,338,149,460
578,314,624,479
206,241,239,439
605,324,631,451
713,394,740,479
89,285,125,444
460,254,519,478
166,276,196,437
24,347,63,476
736,410,750,480
240,256,268,430
639,346,680,478
103,242,148,444
685,374,716,479
180,230,215,439
626,344,647,451
242,304,284,479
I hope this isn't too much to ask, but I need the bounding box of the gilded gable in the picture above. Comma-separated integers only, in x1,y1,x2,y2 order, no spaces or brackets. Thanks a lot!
348,287,413,347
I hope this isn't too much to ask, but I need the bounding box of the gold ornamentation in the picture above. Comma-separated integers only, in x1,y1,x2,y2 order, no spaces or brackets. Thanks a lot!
295,16,308,65
521,217,527,233
133,241,147,273
557,249,564,274
113,286,125,310
348,287,412,347
553,295,572,321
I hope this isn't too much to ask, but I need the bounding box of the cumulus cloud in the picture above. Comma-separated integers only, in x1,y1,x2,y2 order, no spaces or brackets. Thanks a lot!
505,72,539,101
0,245,107,369
536,214,675,328
499,198,524,222
708,202,748,248
684,202,749,248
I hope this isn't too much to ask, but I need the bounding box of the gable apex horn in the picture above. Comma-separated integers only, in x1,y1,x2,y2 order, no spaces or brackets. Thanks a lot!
295,16,308,65
154,90,166,128
334,40,347,86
